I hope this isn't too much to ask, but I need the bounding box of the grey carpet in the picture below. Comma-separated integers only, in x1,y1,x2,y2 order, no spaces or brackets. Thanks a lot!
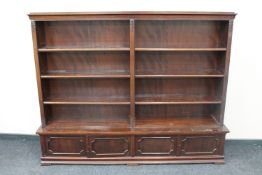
0,134,261,175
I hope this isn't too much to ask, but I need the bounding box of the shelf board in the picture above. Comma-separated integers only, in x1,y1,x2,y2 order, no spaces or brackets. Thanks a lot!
136,74,224,78
41,74,223,78
38,47,130,52
136,116,219,129
46,118,130,131
43,101,130,105
135,95,222,105
135,48,227,51
135,101,222,105
38,47,226,52
44,116,220,132
41,74,130,79
44,101,220,105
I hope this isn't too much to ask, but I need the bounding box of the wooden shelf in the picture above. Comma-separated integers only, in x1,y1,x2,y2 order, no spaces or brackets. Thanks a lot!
44,100,220,105
136,52,226,78
45,116,219,131
46,118,130,130
43,101,130,105
136,116,219,129
43,78,130,106
38,47,130,52
41,74,130,79
136,78,222,105
136,74,224,78
135,48,227,51
135,101,222,105
41,74,223,79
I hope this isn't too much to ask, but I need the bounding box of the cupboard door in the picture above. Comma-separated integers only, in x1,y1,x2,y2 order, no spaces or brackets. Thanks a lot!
180,135,220,156
136,136,176,156
46,136,86,156
89,136,130,157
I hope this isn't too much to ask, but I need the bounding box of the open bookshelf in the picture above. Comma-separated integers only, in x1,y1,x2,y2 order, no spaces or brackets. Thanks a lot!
29,12,236,165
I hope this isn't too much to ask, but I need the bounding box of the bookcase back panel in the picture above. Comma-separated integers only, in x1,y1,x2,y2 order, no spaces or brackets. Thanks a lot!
40,52,130,75
38,20,130,48
136,78,222,102
136,104,219,119
136,51,225,75
43,79,130,102
135,21,228,48
45,105,129,122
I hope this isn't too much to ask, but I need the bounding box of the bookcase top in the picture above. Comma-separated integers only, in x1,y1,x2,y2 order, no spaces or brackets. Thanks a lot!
28,11,236,21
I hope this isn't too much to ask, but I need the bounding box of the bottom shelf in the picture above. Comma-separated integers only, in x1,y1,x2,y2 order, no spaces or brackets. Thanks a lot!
46,118,129,131
43,116,223,134
136,117,219,129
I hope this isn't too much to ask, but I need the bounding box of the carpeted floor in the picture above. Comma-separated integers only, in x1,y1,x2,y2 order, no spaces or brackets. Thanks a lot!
0,134,261,175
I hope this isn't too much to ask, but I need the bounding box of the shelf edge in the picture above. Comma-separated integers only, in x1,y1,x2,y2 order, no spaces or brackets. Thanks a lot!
135,48,227,51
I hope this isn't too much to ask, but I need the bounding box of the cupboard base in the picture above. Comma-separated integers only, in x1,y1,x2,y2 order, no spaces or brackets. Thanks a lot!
38,127,228,165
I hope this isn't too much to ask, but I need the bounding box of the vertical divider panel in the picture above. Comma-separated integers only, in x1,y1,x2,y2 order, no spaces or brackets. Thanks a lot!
129,19,136,129
219,20,234,125
31,21,46,127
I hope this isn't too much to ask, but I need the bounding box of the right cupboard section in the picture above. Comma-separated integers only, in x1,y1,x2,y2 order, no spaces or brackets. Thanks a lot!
134,20,229,129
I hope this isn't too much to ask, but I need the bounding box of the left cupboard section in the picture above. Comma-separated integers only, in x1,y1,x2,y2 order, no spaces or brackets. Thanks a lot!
34,20,131,130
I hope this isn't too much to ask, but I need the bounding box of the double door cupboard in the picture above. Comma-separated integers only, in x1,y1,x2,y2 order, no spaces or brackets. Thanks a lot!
29,12,236,165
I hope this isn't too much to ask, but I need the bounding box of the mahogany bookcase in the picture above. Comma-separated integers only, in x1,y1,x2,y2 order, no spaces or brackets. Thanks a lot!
29,12,236,165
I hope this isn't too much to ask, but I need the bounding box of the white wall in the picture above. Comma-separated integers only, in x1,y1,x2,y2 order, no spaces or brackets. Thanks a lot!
0,0,261,139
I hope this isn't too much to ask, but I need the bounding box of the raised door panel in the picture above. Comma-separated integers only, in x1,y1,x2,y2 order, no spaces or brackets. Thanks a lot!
89,136,130,157
46,136,86,156
136,136,176,156
180,135,220,156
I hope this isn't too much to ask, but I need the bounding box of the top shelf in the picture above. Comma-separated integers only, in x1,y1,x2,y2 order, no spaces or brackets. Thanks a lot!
28,12,236,22
29,11,236,16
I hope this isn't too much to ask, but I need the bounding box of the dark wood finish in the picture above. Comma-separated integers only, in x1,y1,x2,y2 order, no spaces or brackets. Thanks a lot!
45,136,86,156
136,78,223,103
180,135,222,156
135,20,228,48
38,133,226,165
136,136,176,156
219,20,234,125
37,125,228,135
135,104,221,122
37,20,130,49
38,47,130,52
31,21,46,126
45,105,130,130
28,11,236,21
136,51,225,77
89,136,130,157
29,12,235,165
135,48,227,51
129,19,136,128
39,51,130,77
42,78,130,103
